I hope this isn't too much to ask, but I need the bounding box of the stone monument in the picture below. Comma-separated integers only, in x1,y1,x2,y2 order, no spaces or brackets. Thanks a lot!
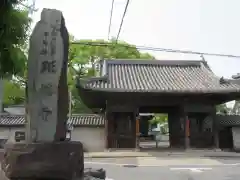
26,8,69,142
1,9,84,180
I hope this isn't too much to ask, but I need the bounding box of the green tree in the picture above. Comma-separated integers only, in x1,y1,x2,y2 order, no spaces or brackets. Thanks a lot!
149,114,168,125
0,0,31,111
216,103,231,115
69,38,155,113
0,0,31,77
69,39,155,77
3,80,25,105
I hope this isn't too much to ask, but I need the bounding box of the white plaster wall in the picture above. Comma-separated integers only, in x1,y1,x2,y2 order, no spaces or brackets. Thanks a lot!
71,127,105,152
232,127,240,150
0,126,105,152
0,127,23,144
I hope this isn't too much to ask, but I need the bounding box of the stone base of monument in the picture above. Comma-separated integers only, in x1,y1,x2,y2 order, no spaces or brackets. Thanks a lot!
1,141,84,180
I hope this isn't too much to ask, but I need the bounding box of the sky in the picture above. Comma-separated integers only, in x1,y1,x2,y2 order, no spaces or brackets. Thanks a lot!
27,0,240,108
28,0,240,79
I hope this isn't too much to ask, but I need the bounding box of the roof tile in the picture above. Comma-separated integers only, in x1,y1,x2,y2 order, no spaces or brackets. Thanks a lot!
84,60,240,93
0,114,105,127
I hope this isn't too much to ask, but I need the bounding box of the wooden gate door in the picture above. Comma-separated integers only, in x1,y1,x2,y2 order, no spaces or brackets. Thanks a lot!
113,112,136,148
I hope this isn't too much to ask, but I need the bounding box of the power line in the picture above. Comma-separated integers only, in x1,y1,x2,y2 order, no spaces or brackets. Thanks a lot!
71,41,240,58
108,0,115,40
116,0,130,42
136,46,240,58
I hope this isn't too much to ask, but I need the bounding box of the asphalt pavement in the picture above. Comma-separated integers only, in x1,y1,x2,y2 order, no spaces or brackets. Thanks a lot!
1,156,240,180
85,157,240,180
85,156,240,167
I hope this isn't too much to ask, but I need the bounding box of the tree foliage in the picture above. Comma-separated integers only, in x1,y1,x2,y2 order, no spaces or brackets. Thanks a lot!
69,39,154,77
216,103,231,115
0,0,31,77
69,38,155,113
3,80,25,105
149,114,168,125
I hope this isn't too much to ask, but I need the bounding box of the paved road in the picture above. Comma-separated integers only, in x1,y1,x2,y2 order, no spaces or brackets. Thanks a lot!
85,163,240,180
85,157,240,180
1,156,240,180
85,156,240,167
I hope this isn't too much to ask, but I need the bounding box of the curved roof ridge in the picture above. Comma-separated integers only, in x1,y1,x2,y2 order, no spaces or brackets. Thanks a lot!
105,59,204,66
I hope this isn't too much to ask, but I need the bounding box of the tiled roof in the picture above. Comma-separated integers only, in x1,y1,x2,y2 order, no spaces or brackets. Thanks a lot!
0,114,105,127
68,114,105,127
81,60,240,93
217,115,240,126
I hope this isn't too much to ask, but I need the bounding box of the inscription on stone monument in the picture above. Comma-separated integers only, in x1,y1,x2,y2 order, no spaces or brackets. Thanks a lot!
50,24,59,55
40,32,49,55
40,107,52,121
38,21,61,123
27,9,68,142
40,83,55,96
40,60,57,73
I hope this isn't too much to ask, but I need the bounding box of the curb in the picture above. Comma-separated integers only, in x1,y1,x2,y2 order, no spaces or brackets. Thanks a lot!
84,154,240,159
85,161,240,167
84,155,152,158
203,155,240,158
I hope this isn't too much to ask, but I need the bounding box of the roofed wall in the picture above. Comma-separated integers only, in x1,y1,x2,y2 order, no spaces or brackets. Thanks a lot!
0,114,105,127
